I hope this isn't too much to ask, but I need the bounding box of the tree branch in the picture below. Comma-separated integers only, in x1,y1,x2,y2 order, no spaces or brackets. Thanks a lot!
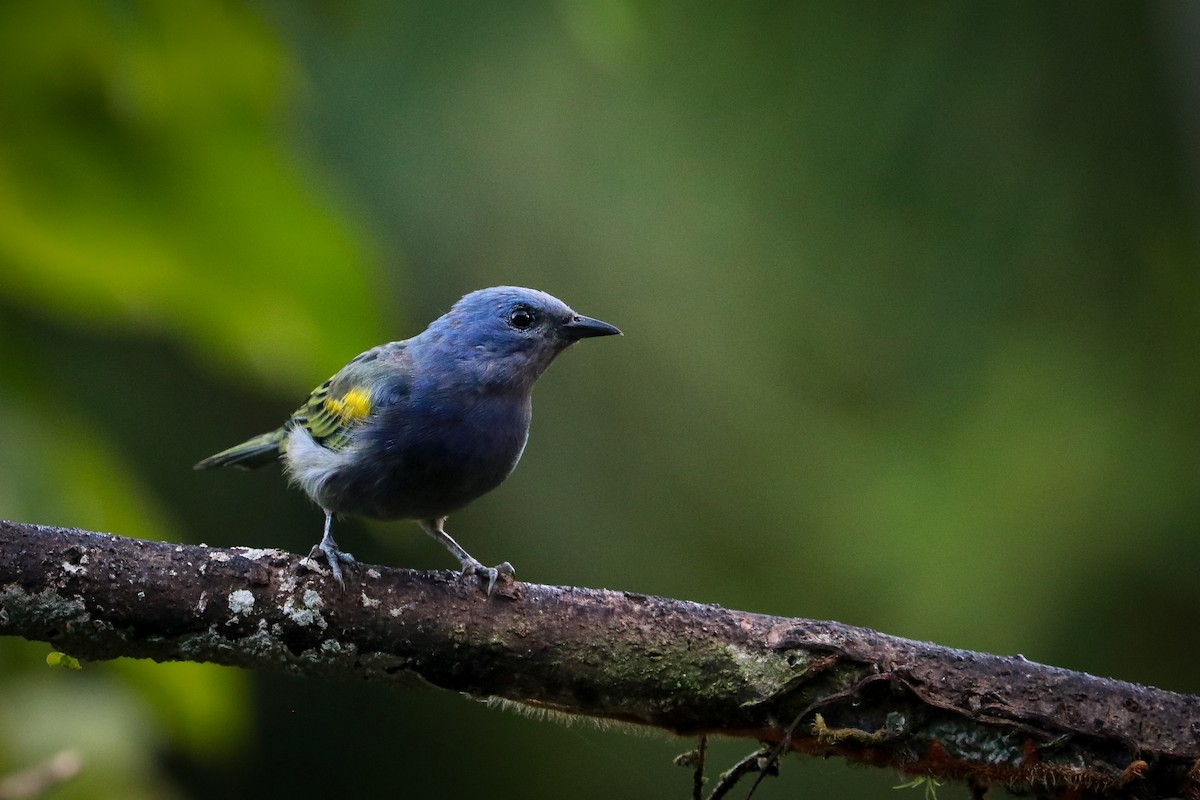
2,519,1198,799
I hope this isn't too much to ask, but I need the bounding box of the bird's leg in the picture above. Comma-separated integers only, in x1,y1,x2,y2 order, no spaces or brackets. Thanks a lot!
308,509,356,589
419,517,514,595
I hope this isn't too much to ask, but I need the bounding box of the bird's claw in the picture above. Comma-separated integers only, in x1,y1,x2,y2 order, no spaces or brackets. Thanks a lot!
460,559,516,595
308,542,356,590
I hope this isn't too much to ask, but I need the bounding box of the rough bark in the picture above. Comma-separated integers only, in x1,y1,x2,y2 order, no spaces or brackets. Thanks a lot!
2,519,1198,799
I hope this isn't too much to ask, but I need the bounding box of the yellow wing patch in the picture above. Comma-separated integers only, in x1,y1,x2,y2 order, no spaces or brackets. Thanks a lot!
323,387,372,423
291,383,374,451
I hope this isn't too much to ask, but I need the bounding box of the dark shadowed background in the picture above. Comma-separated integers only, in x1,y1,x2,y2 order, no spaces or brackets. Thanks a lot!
2,3,1198,798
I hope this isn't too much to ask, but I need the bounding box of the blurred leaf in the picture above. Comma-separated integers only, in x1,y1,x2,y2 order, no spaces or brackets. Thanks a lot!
0,0,385,388
0,384,175,536
107,660,248,759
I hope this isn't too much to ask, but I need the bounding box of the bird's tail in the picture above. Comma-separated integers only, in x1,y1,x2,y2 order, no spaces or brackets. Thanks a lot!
194,429,287,471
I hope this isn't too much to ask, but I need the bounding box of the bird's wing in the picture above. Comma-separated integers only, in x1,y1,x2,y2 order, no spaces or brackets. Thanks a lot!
288,342,410,452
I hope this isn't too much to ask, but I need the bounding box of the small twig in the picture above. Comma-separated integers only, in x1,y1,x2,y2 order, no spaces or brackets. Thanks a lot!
704,746,775,800
743,671,892,798
674,736,709,800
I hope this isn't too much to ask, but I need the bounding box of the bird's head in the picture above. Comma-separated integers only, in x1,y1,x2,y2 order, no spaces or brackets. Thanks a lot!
422,286,621,387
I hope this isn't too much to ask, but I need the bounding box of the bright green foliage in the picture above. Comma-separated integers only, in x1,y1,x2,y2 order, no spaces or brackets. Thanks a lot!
0,1,383,387
46,652,82,670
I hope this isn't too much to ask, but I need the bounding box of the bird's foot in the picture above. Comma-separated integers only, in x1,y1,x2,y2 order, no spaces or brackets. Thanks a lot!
459,559,516,596
307,542,357,589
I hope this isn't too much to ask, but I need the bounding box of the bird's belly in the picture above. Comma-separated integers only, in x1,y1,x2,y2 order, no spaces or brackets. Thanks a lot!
322,400,530,520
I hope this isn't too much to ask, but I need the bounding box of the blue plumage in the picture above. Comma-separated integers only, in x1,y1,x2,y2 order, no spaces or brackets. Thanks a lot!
196,286,620,590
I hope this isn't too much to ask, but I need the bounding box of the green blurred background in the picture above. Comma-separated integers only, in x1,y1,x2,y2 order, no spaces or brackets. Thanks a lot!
2,2,1198,798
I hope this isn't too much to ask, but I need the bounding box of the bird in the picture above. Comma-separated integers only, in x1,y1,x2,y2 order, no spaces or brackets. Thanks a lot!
194,286,621,592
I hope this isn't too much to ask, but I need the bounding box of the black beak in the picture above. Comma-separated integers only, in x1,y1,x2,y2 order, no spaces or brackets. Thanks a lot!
563,314,622,340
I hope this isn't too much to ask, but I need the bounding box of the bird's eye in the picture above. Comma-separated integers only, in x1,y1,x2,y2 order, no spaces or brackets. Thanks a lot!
509,306,535,329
